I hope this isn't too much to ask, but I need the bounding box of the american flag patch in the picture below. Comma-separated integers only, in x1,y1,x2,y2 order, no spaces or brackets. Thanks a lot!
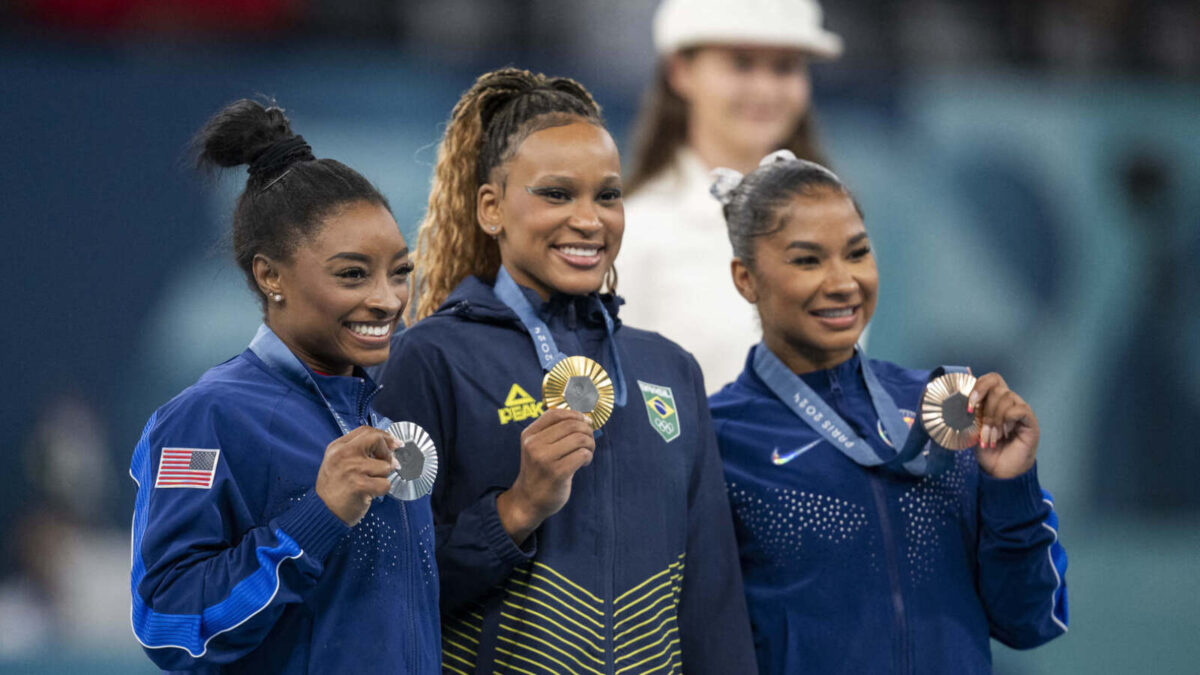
155,448,220,489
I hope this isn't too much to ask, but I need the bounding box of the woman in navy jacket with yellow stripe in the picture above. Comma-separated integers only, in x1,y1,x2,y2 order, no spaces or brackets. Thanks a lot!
129,100,439,673
375,68,756,675
707,152,1068,674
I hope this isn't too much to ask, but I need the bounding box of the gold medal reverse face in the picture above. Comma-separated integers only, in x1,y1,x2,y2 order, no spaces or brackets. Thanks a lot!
542,356,615,430
920,372,979,451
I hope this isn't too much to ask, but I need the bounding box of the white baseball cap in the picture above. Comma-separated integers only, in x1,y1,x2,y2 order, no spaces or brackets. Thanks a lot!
653,0,844,59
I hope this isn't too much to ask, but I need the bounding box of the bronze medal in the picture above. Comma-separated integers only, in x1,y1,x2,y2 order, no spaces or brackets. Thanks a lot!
920,372,979,451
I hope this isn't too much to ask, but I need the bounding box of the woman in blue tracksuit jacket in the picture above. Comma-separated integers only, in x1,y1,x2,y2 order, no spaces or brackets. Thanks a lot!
129,100,439,673
374,68,757,674
706,152,1069,673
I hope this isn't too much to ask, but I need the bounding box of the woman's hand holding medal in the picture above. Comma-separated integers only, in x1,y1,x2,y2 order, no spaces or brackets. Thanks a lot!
497,408,596,545
316,426,402,527
968,373,1040,480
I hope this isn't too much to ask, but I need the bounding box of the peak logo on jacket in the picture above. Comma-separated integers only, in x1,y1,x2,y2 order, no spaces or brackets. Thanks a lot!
497,383,544,424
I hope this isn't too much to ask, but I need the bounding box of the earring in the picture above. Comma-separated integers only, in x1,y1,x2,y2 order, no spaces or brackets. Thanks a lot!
271,293,283,302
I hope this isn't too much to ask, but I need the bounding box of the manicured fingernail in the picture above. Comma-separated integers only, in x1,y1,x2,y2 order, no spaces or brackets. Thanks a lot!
968,392,979,412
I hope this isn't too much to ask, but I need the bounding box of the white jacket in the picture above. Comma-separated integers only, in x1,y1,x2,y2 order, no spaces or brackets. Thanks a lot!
618,149,761,393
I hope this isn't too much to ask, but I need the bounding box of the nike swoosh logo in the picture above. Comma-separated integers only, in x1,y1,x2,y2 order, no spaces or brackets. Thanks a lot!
771,439,822,465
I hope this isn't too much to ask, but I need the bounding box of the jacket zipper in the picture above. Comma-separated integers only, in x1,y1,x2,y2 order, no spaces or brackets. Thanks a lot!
359,380,416,673
870,475,909,674
604,429,616,675
400,502,414,673
834,366,909,674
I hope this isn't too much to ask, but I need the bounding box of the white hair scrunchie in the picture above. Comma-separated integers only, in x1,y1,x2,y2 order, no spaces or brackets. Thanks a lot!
759,148,798,166
709,167,745,205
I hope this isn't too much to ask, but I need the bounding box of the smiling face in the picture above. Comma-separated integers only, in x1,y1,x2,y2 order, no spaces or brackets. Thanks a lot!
733,190,877,373
478,120,624,299
256,200,411,375
670,45,811,164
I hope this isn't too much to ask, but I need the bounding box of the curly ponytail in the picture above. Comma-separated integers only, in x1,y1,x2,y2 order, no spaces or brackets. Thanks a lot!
413,68,604,320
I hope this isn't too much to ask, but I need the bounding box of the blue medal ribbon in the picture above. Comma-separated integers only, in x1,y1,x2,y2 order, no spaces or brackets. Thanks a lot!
752,342,965,476
493,266,627,407
248,324,387,435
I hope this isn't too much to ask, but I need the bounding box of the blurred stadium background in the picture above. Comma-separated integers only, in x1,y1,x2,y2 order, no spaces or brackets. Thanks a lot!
1,0,1197,672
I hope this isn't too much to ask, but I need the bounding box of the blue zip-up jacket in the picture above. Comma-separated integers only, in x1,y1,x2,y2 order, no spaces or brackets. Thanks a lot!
374,276,757,675
129,325,440,673
710,350,1068,674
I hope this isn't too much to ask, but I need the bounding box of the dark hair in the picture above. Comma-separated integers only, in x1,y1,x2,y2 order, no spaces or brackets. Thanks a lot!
475,70,604,185
415,68,607,319
626,52,828,196
719,155,858,269
193,99,391,305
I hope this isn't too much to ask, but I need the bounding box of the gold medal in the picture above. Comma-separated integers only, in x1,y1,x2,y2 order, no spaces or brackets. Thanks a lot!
385,421,439,500
920,372,979,451
542,356,615,430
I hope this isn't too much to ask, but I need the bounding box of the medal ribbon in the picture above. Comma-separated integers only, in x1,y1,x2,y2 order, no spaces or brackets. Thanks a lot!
752,343,965,476
493,266,627,406
249,324,386,436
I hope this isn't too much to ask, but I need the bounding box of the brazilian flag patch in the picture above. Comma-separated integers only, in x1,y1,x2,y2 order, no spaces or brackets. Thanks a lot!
637,380,680,443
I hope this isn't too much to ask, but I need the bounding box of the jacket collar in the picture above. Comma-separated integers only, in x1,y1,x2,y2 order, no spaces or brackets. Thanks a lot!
434,274,624,330
736,345,863,397
247,323,378,418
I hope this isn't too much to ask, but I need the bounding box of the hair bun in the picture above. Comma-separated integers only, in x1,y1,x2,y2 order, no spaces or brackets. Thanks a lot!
709,167,746,205
759,149,798,167
248,135,314,179
194,99,296,172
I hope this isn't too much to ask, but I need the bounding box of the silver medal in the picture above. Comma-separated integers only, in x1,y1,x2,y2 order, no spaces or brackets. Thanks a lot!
385,421,438,500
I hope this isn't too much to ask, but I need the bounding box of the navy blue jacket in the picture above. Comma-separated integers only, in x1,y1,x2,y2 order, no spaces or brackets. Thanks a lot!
375,276,756,675
130,325,440,673
710,351,1068,674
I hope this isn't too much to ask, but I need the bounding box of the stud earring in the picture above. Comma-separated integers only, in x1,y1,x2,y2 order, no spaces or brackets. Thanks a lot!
271,293,283,302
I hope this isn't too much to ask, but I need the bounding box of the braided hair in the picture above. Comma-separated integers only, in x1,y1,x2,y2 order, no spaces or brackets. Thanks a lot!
413,68,606,320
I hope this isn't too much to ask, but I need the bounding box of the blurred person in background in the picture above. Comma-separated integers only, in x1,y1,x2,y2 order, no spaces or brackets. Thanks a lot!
128,99,439,673
376,68,756,674
0,394,128,656
709,152,1068,674
620,0,843,393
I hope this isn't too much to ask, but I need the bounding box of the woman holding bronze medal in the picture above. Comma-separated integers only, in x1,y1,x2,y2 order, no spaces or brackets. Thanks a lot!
128,100,440,672
374,68,756,674
707,152,1069,674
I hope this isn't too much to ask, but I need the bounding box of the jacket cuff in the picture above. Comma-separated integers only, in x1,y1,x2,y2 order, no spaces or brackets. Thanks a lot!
272,488,351,562
481,489,537,565
979,462,1047,523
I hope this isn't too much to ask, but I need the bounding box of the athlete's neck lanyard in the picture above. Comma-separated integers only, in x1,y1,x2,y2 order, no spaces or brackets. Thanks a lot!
493,266,627,407
753,342,959,476
249,324,385,436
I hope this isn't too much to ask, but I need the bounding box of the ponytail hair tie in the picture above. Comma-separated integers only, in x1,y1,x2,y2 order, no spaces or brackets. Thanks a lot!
249,135,314,179
709,167,745,205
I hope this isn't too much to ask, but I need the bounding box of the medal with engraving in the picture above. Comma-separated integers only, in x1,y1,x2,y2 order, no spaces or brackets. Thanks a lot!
385,421,439,500
492,265,627,423
920,372,980,451
542,355,615,430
